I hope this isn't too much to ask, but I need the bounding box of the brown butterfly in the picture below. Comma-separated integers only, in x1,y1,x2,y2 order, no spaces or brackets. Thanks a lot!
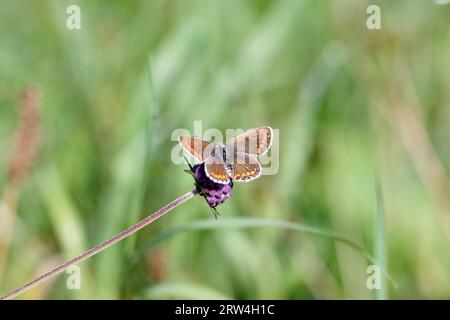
179,127,273,184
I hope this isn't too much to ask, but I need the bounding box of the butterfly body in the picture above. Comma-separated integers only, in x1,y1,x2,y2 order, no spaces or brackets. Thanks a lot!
179,127,272,184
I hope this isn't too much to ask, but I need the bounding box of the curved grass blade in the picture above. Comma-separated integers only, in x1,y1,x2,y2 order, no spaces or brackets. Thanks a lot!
133,217,397,288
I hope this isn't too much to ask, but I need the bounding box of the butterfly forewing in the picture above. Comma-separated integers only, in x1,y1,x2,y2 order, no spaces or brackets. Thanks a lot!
230,152,261,182
179,136,213,161
225,127,273,156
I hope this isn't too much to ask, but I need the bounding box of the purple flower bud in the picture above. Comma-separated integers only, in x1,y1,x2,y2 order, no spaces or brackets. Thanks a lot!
192,163,233,208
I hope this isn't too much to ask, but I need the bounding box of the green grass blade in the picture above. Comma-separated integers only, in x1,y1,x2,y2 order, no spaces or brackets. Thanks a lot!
374,180,388,299
133,217,397,288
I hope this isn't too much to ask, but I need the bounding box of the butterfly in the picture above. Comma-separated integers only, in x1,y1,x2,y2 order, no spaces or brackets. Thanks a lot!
179,127,273,184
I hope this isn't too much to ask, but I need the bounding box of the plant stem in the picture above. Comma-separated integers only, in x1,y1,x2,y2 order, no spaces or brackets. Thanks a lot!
0,190,197,300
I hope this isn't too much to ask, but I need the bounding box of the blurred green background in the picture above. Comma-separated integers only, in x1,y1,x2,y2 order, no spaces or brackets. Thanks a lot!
1,0,450,299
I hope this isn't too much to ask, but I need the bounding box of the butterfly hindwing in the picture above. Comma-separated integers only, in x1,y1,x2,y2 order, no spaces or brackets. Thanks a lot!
204,153,231,184
230,152,261,182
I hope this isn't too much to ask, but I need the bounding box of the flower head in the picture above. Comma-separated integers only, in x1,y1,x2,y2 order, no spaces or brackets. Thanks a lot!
191,162,233,209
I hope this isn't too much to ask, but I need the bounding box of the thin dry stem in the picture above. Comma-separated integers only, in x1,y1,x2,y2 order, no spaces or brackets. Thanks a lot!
0,190,197,300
